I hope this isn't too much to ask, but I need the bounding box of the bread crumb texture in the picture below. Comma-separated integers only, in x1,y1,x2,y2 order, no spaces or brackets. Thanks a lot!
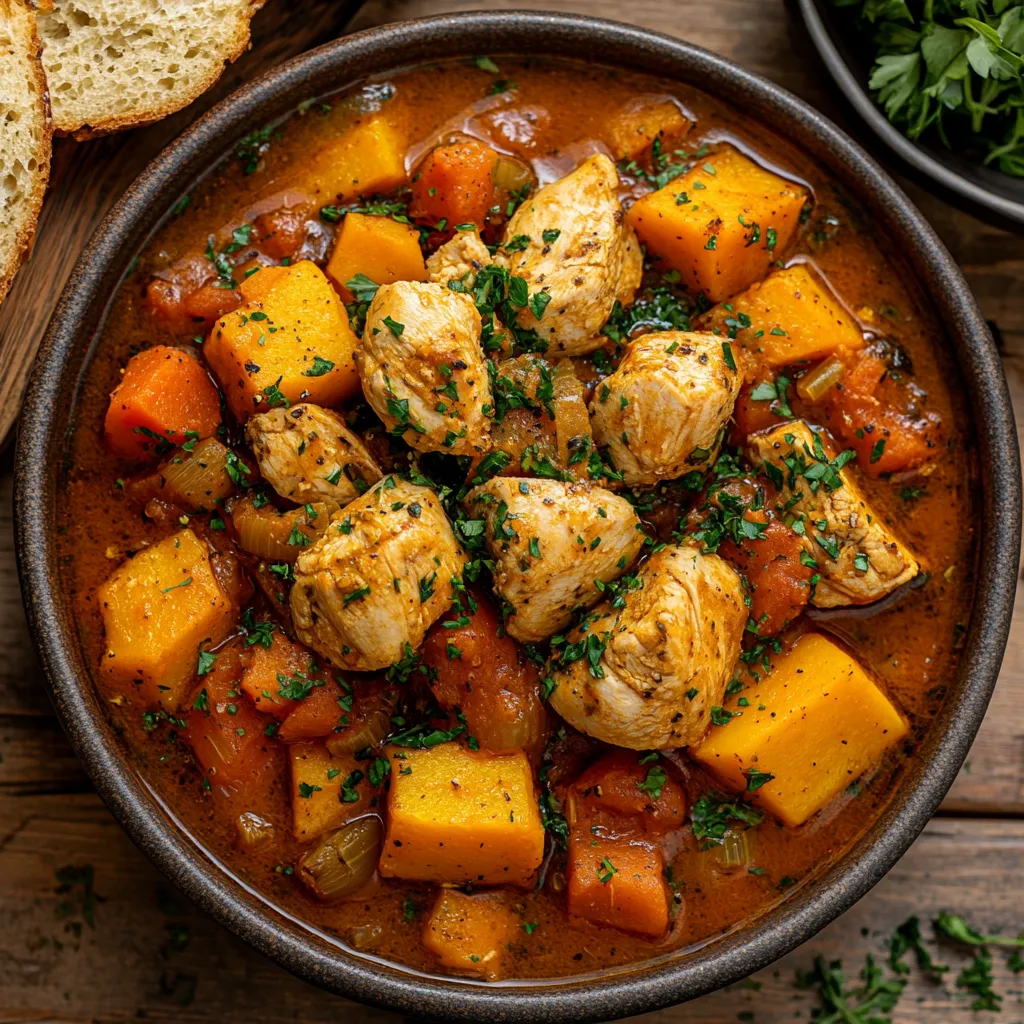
0,0,50,306
36,0,266,138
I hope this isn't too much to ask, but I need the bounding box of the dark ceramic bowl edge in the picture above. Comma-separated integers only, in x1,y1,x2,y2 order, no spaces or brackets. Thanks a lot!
15,11,1022,1023
797,0,1024,228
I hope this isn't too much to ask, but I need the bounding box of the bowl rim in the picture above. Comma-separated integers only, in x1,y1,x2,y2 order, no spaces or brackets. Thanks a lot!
14,10,1022,1023
797,0,1024,229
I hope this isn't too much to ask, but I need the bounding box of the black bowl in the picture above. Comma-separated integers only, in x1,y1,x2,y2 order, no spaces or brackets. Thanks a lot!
14,11,1022,1023
797,0,1024,228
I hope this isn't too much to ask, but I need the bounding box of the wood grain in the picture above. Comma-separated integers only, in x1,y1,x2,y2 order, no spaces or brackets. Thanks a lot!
0,0,1022,1020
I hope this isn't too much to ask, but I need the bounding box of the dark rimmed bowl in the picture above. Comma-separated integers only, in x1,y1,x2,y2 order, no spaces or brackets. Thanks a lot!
14,11,1021,1023
797,0,1024,229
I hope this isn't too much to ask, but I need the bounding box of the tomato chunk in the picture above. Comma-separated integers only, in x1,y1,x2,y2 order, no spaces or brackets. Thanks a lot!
103,345,222,460
420,592,545,753
720,519,813,636
409,140,499,231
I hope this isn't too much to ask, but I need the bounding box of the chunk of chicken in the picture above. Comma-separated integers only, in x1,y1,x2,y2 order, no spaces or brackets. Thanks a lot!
357,281,491,456
290,478,468,671
547,543,746,750
426,229,493,289
589,331,742,486
462,477,644,642
496,154,642,357
747,421,920,607
246,404,382,505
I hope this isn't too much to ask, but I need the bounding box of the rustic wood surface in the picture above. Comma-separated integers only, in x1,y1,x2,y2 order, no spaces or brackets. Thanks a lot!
1,0,1022,1021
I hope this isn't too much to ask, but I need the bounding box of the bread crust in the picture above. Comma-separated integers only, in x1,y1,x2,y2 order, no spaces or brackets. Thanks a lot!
0,0,52,309
38,0,267,140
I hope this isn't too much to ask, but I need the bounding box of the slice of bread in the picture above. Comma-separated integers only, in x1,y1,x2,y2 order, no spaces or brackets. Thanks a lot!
35,0,267,140
0,0,51,309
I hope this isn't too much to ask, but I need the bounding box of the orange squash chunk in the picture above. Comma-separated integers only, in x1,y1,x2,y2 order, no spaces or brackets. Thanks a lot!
289,741,372,841
325,211,426,301
626,145,807,302
379,744,544,886
422,890,518,979
98,529,236,710
204,260,360,421
304,116,407,204
692,632,908,827
605,98,691,161
698,264,864,367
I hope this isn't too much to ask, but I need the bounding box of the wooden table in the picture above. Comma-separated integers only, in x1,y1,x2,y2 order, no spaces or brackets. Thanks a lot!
1,1,1022,1021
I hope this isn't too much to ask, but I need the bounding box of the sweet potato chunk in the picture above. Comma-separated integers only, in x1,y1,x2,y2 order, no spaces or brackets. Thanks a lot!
626,145,807,302
409,140,499,230
98,529,236,710
305,116,407,204
697,264,865,367
422,890,518,979
692,632,908,827
325,212,426,301
379,744,544,886
204,261,359,421
289,741,372,841
104,345,222,461
567,835,669,938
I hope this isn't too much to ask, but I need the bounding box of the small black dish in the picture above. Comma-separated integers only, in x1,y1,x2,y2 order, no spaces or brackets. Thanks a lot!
798,0,1024,229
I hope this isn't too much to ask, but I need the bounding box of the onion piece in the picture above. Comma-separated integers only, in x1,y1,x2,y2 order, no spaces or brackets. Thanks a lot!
236,811,276,849
796,355,845,402
298,816,382,902
553,360,592,480
160,438,234,511
230,496,339,562
492,154,534,194
326,702,392,757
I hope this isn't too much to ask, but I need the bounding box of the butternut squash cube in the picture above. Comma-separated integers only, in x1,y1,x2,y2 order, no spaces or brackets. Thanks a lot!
289,741,372,841
98,529,235,710
306,116,408,204
626,145,807,302
605,98,691,161
696,264,864,367
567,834,669,938
422,890,517,979
205,260,360,421
692,632,908,827
379,744,544,886
325,211,426,301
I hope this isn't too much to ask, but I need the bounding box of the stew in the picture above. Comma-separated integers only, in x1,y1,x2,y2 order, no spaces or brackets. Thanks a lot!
63,56,976,981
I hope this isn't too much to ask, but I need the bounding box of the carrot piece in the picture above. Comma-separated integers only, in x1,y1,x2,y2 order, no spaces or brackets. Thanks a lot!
419,592,545,753
567,834,670,938
277,678,353,742
104,345,222,460
409,141,499,231
720,519,813,636
184,642,279,793
239,634,320,719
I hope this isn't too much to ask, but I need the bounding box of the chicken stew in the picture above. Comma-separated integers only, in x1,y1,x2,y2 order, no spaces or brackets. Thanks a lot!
64,57,976,981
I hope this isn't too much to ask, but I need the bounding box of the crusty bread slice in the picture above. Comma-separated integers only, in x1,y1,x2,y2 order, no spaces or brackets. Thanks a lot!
0,0,51,309
34,0,267,140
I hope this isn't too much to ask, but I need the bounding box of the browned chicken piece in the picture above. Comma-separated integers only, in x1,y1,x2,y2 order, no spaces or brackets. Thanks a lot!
290,479,467,671
246,404,382,505
495,154,642,356
546,543,747,750
589,330,742,486
426,228,493,288
747,420,920,607
462,477,644,642
358,281,492,456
